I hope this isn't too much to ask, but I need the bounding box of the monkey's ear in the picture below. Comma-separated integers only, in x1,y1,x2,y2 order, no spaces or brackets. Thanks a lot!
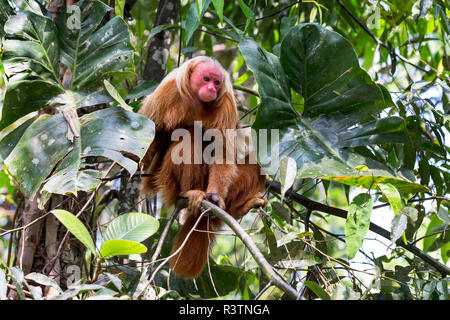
176,59,196,103
216,67,234,101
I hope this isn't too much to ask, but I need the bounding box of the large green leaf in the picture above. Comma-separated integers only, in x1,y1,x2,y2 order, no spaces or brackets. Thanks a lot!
280,23,386,119
239,24,426,193
102,212,159,243
42,107,154,196
100,239,147,258
52,209,96,254
25,273,63,294
1,11,64,130
55,0,134,90
0,0,134,131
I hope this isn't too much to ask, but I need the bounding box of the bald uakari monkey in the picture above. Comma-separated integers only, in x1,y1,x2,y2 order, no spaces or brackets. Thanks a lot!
139,56,267,279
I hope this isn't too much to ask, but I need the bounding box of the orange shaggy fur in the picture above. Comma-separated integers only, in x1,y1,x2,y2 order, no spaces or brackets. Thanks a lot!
139,56,266,279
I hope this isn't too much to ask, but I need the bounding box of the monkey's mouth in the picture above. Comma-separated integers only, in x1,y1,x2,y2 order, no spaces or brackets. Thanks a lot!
200,94,217,102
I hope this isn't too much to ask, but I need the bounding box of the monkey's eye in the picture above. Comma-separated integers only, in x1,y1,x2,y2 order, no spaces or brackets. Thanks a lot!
203,76,210,82
214,80,220,86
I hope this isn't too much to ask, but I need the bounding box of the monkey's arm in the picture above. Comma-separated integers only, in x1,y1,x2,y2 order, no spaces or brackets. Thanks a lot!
205,130,237,208
139,79,187,132
205,163,236,208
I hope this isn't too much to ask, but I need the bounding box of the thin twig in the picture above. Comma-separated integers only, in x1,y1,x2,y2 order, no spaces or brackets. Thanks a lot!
336,0,429,73
267,181,450,276
336,0,384,48
43,162,118,274
411,227,450,246
147,206,181,277
233,84,260,97
6,199,21,268
0,211,52,238
177,0,183,67
373,196,450,209
135,210,209,299
191,199,302,300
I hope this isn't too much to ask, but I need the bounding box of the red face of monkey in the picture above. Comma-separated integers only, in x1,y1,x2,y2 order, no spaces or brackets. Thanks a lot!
190,62,224,103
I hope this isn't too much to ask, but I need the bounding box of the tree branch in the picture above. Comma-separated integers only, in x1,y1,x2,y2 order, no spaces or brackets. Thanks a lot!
222,1,302,30
176,198,302,300
233,84,260,97
206,201,301,299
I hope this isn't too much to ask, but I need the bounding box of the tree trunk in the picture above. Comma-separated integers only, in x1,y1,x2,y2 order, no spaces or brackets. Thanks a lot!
142,0,179,81
119,0,179,214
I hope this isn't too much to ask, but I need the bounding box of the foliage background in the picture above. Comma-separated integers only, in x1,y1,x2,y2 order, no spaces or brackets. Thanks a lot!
0,0,448,300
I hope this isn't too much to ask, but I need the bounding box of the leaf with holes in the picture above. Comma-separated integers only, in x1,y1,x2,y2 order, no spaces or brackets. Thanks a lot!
55,0,133,91
345,193,373,259
43,107,154,196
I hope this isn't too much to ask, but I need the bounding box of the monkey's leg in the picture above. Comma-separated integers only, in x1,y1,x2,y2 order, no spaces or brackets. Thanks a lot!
228,192,268,220
170,189,223,279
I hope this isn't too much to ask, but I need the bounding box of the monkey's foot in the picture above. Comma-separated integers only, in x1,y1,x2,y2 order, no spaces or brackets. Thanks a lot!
180,190,206,215
231,194,269,220
247,193,269,210
254,197,269,209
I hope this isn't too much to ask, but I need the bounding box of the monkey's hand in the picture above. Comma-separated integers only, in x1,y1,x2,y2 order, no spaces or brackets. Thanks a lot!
206,193,225,210
180,190,207,215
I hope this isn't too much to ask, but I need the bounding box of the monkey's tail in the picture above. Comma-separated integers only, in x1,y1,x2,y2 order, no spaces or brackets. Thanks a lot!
169,213,221,279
